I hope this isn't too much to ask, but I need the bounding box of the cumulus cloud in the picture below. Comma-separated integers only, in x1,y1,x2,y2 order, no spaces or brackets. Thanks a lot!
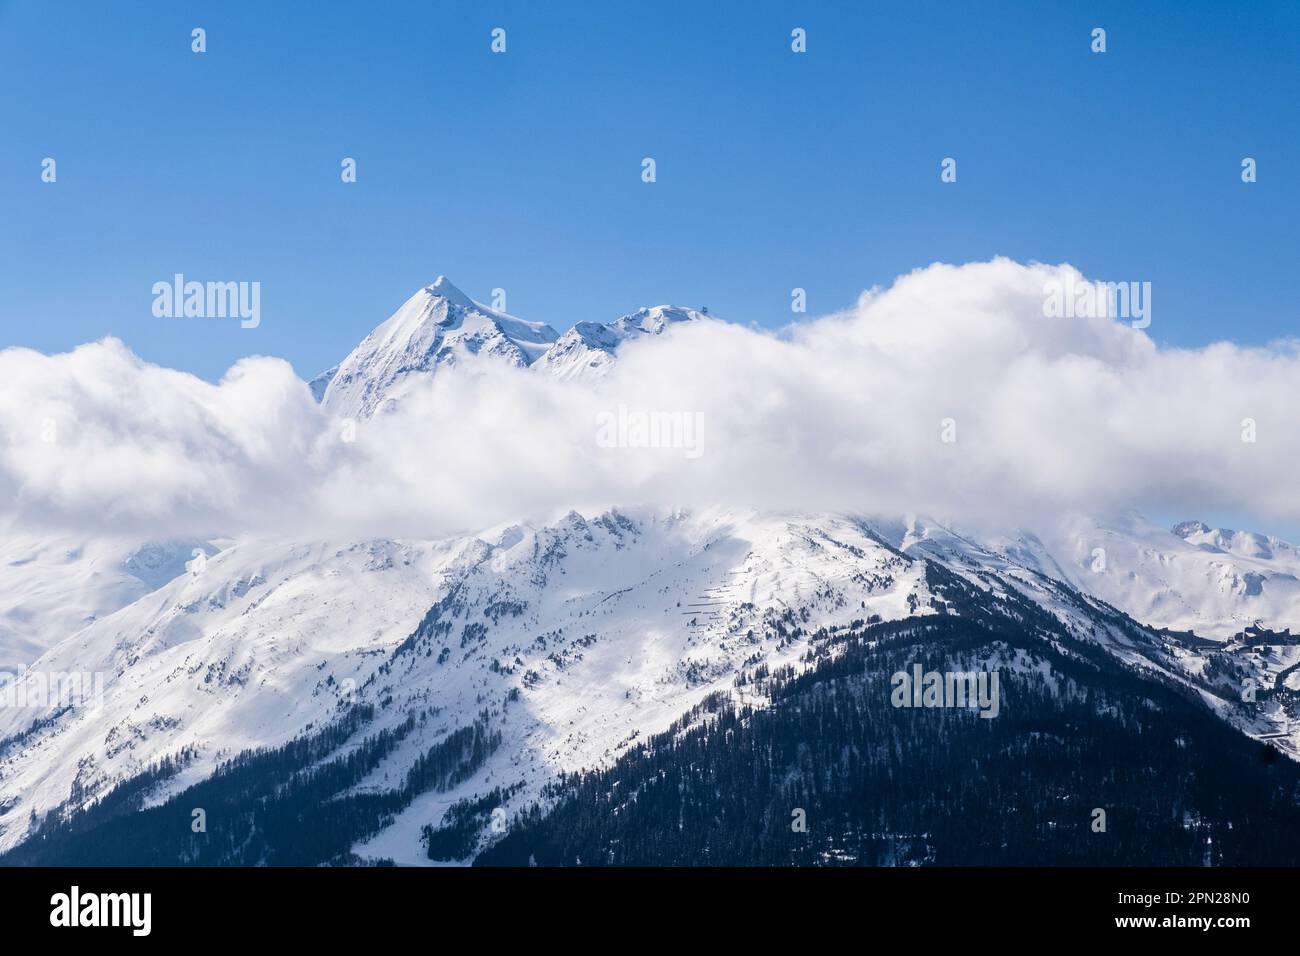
0,340,322,535
2,258,1298,540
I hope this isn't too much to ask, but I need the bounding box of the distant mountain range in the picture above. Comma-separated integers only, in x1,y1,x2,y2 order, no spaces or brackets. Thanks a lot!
3,277,1298,866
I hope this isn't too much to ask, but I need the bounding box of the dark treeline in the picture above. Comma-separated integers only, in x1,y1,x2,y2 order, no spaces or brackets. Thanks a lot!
2,705,501,866
423,785,520,861
477,563,1300,866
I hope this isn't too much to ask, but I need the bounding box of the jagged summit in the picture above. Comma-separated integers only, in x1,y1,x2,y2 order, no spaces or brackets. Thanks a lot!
315,277,560,418
533,304,709,382
311,277,713,405
424,274,475,309
568,321,624,348
1169,519,1291,562
609,304,707,336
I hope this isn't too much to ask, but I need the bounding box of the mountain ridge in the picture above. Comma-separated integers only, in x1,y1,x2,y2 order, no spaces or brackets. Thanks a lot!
4,276,1300,866
2,506,1297,864
312,277,709,413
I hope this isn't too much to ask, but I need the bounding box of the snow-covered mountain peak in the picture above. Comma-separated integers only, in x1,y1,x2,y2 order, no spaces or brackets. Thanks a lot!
424,274,475,309
310,274,713,405
532,304,707,382
1172,520,1294,562
568,321,624,349
609,304,707,336
317,279,560,418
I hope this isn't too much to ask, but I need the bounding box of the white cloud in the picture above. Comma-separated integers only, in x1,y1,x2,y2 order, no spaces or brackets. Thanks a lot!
2,258,1297,540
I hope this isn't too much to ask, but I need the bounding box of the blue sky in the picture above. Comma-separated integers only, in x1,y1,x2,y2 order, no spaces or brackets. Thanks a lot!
1,0,1296,384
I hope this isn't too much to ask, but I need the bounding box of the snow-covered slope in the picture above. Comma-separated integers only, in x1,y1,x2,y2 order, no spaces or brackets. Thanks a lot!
1173,519,1300,563
0,509,926,855
0,535,217,674
0,535,456,849
868,511,1300,642
318,277,559,418
985,513,1300,640
2,506,1297,862
529,322,624,382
